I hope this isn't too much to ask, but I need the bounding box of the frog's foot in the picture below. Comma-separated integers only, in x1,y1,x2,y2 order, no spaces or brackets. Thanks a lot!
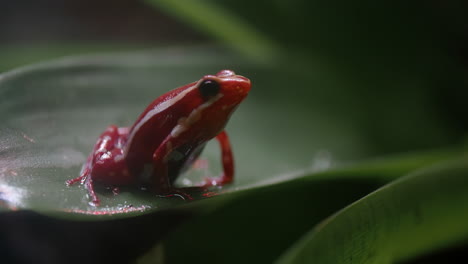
66,169,100,206
66,175,85,186
156,188,202,201
199,175,232,188
84,176,100,206
66,166,90,186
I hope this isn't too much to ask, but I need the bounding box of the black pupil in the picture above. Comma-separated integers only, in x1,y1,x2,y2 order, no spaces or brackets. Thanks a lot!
199,80,220,98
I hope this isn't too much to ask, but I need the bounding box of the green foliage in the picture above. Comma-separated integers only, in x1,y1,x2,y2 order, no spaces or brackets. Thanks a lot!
145,0,279,62
276,159,468,264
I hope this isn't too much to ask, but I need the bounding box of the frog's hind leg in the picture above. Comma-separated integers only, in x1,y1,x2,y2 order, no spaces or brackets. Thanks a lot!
66,151,94,186
66,125,129,206
66,154,100,206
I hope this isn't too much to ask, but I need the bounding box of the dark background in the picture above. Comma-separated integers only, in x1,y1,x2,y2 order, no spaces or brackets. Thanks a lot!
0,0,203,44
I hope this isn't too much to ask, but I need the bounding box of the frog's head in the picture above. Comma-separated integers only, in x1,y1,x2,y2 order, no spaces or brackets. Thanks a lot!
197,69,251,111
189,70,251,138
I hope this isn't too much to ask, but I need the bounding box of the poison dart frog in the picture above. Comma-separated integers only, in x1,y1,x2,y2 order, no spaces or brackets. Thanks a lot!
67,70,251,206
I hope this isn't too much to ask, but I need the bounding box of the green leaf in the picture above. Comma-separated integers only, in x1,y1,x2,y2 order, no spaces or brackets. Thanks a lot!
0,43,154,73
0,47,251,219
0,47,363,220
275,158,468,264
145,0,279,62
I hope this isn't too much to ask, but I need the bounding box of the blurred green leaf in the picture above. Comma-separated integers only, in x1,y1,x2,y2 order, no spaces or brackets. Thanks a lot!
276,158,468,264
0,43,153,73
145,0,279,62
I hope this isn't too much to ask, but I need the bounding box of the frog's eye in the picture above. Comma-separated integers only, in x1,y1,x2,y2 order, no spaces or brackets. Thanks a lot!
198,79,220,98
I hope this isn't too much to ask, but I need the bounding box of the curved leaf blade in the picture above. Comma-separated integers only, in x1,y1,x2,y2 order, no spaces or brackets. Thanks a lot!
276,158,468,264
0,47,359,220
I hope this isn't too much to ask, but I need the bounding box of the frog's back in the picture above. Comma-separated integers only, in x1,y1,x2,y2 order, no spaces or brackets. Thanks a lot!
124,81,199,175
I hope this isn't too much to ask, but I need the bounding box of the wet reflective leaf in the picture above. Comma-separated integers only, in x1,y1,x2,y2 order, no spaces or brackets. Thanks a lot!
0,47,368,219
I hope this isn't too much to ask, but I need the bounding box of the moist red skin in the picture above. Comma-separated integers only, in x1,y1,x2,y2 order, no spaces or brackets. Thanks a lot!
66,70,251,206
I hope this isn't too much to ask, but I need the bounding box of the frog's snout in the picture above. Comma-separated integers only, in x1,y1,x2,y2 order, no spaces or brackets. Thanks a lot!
212,69,251,98
236,76,251,96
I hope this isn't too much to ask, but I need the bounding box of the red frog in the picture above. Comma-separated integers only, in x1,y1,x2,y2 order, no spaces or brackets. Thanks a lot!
67,70,251,206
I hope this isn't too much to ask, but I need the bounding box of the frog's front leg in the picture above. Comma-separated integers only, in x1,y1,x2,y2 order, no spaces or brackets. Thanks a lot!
66,125,130,206
201,130,235,187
